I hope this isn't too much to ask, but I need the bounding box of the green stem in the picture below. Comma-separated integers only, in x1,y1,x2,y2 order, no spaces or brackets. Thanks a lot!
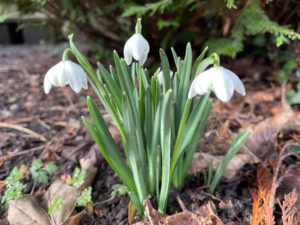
170,98,192,179
135,18,142,34
62,48,73,61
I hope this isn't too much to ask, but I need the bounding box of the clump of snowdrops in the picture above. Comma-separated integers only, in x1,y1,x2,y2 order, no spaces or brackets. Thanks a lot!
44,19,250,216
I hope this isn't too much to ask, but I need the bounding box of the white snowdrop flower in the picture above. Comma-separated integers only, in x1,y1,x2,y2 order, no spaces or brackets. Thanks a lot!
124,33,150,65
157,70,174,85
44,60,88,94
188,66,246,102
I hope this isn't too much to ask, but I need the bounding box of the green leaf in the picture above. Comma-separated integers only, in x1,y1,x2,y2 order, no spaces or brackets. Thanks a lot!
0,13,15,23
112,184,129,195
159,49,171,93
38,171,49,184
209,131,250,192
44,162,58,174
158,89,173,213
48,195,62,215
77,187,92,207
71,167,86,188
30,160,43,180
157,20,179,30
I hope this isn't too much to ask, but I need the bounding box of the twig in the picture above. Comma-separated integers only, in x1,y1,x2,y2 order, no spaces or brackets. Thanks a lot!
176,195,187,211
0,122,47,142
0,145,45,162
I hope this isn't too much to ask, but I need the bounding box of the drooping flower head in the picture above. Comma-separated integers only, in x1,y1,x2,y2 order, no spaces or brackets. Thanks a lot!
188,66,246,102
44,60,88,94
124,18,150,65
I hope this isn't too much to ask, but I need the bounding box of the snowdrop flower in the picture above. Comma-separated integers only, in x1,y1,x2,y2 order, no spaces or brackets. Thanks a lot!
44,60,88,94
188,66,246,102
157,70,174,85
124,19,149,65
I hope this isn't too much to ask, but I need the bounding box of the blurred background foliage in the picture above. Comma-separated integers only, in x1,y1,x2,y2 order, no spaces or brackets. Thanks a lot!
0,0,300,103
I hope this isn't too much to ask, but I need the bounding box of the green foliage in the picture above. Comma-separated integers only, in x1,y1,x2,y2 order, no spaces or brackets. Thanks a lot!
30,160,58,184
206,1,300,57
71,167,85,188
77,187,92,207
48,195,62,215
205,38,243,58
68,31,249,215
122,0,172,17
225,0,237,9
1,167,25,208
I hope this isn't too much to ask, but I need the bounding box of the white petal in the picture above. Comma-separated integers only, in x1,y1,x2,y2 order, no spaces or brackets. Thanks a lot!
221,67,246,96
124,41,133,65
138,51,148,65
50,62,64,87
193,70,214,95
64,61,85,93
44,72,52,94
212,70,234,102
44,62,63,93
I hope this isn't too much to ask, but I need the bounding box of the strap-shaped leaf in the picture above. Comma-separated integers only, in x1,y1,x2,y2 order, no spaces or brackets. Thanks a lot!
158,89,173,213
191,46,208,78
122,92,147,202
171,47,178,68
209,130,250,192
178,43,192,112
174,100,212,189
159,49,171,93
97,62,122,114
149,100,162,194
82,116,135,193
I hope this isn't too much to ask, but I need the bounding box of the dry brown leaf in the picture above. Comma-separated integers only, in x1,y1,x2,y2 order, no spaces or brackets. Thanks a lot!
7,195,51,225
134,199,223,225
43,179,81,225
189,152,256,179
64,211,83,225
61,141,104,167
128,199,136,225
79,158,98,190
251,91,275,102
245,106,293,157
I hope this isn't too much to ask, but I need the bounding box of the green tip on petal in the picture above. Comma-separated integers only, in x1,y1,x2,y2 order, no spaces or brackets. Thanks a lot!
135,18,142,34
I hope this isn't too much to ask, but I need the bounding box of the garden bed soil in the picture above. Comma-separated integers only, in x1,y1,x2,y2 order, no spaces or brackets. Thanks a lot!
0,44,299,225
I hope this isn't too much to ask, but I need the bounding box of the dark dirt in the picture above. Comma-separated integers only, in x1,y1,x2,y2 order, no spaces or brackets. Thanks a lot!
0,44,299,225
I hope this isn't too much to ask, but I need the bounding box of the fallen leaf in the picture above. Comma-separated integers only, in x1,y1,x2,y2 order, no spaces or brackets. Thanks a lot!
245,106,293,157
134,199,223,225
79,158,98,190
189,152,256,179
128,199,136,225
64,211,83,225
7,195,51,225
61,141,104,167
251,91,275,102
0,180,5,190
43,179,81,225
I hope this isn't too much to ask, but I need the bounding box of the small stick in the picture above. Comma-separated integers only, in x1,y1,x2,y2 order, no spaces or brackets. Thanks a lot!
0,145,45,162
0,122,47,142
176,195,187,211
